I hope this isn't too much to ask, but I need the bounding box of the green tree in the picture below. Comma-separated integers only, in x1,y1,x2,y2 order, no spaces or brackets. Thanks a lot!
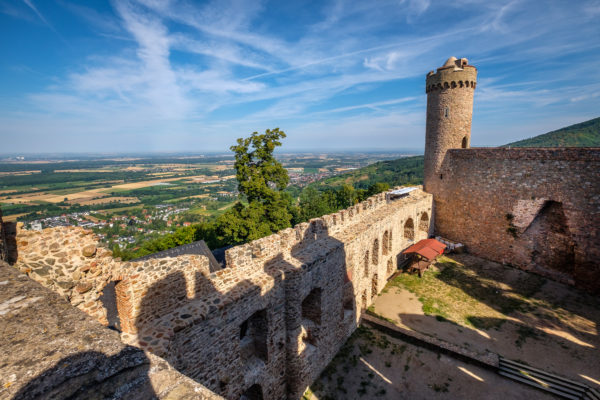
297,186,334,222
230,128,289,203
367,182,390,196
336,184,358,209
215,128,293,244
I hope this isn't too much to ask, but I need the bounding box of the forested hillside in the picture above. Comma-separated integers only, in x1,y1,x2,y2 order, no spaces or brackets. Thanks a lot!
311,156,424,189
504,117,600,148
309,117,600,191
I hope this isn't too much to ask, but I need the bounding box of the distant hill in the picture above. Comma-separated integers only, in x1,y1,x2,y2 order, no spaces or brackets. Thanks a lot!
311,117,599,190
312,155,424,189
504,117,600,148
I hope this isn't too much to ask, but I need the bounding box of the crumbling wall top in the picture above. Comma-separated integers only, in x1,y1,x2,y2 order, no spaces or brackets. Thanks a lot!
0,261,222,399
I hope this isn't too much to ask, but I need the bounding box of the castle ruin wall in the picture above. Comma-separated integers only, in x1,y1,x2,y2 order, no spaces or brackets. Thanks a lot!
0,261,223,400
9,188,433,399
434,147,600,292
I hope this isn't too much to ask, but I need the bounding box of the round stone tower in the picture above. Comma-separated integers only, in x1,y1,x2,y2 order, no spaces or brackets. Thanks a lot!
424,57,477,192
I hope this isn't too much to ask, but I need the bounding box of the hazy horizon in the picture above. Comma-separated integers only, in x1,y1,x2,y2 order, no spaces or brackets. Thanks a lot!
2,0,599,153
0,149,423,159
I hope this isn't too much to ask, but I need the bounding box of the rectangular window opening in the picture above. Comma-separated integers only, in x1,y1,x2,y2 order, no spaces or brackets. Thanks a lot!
239,309,268,362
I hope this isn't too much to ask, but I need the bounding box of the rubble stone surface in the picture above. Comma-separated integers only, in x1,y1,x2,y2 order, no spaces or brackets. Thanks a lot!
0,262,222,400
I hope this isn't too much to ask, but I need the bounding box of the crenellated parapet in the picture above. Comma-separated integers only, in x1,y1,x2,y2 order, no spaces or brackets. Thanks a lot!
425,56,477,93
10,187,433,400
224,190,394,270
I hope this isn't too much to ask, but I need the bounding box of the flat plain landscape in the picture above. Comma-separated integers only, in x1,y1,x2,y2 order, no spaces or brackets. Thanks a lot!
0,152,409,254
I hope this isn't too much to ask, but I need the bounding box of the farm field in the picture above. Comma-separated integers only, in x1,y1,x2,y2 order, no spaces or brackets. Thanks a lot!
0,152,408,254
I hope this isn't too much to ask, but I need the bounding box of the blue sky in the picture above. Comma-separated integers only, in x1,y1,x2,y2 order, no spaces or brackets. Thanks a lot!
1,0,599,153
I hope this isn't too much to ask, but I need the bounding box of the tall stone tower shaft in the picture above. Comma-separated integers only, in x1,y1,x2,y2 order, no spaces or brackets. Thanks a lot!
424,57,477,192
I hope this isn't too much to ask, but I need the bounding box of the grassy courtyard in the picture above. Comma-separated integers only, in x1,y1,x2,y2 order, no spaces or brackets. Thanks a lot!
380,255,548,330
371,254,600,387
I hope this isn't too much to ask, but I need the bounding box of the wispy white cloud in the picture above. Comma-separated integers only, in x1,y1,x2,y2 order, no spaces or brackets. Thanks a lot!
22,0,50,27
21,0,69,44
1,0,599,152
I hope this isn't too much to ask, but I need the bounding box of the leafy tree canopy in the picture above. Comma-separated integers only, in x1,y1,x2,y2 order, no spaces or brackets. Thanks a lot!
230,128,289,203
216,128,293,244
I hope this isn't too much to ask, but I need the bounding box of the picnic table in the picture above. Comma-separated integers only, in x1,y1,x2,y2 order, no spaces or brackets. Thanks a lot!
402,238,446,278
407,258,433,277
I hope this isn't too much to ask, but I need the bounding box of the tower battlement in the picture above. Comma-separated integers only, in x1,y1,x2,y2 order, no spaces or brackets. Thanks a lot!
425,57,477,93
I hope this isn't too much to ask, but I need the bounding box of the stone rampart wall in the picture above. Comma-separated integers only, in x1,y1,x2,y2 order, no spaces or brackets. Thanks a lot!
14,227,122,324
13,226,217,333
434,147,600,292
11,188,433,399
0,262,222,400
123,188,432,399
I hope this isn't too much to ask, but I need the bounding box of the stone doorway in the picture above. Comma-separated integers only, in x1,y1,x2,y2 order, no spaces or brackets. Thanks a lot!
522,201,575,274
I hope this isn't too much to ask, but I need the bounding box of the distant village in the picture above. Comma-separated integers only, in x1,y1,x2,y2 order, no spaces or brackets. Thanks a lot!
24,204,194,248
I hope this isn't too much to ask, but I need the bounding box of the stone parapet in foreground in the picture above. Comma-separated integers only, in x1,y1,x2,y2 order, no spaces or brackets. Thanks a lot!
0,262,222,400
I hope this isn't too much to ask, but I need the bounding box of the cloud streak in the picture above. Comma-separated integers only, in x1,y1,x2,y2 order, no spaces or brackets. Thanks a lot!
1,0,599,153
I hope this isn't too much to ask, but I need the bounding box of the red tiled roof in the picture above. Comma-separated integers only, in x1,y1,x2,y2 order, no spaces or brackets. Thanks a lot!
402,239,446,260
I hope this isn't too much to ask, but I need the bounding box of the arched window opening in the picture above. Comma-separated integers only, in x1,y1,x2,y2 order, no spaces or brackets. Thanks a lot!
404,219,415,241
361,290,368,310
239,309,268,362
302,288,322,325
341,283,354,320
419,212,429,233
371,273,379,300
364,250,369,277
388,231,393,253
372,239,379,265
462,136,468,148
444,106,449,118
387,258,394,275
301,288,322,347
100,280,122,332
382,231,389,255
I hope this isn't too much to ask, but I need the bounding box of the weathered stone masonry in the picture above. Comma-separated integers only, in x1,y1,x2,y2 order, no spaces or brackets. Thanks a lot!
424,56,477,194
433,148,600,292
0,261,223,400
118,189,433,399
4,56,598,400
424,57,600,294
7,188,433,399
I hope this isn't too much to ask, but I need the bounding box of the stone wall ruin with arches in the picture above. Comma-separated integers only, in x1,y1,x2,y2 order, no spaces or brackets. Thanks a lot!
9,188,433,399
